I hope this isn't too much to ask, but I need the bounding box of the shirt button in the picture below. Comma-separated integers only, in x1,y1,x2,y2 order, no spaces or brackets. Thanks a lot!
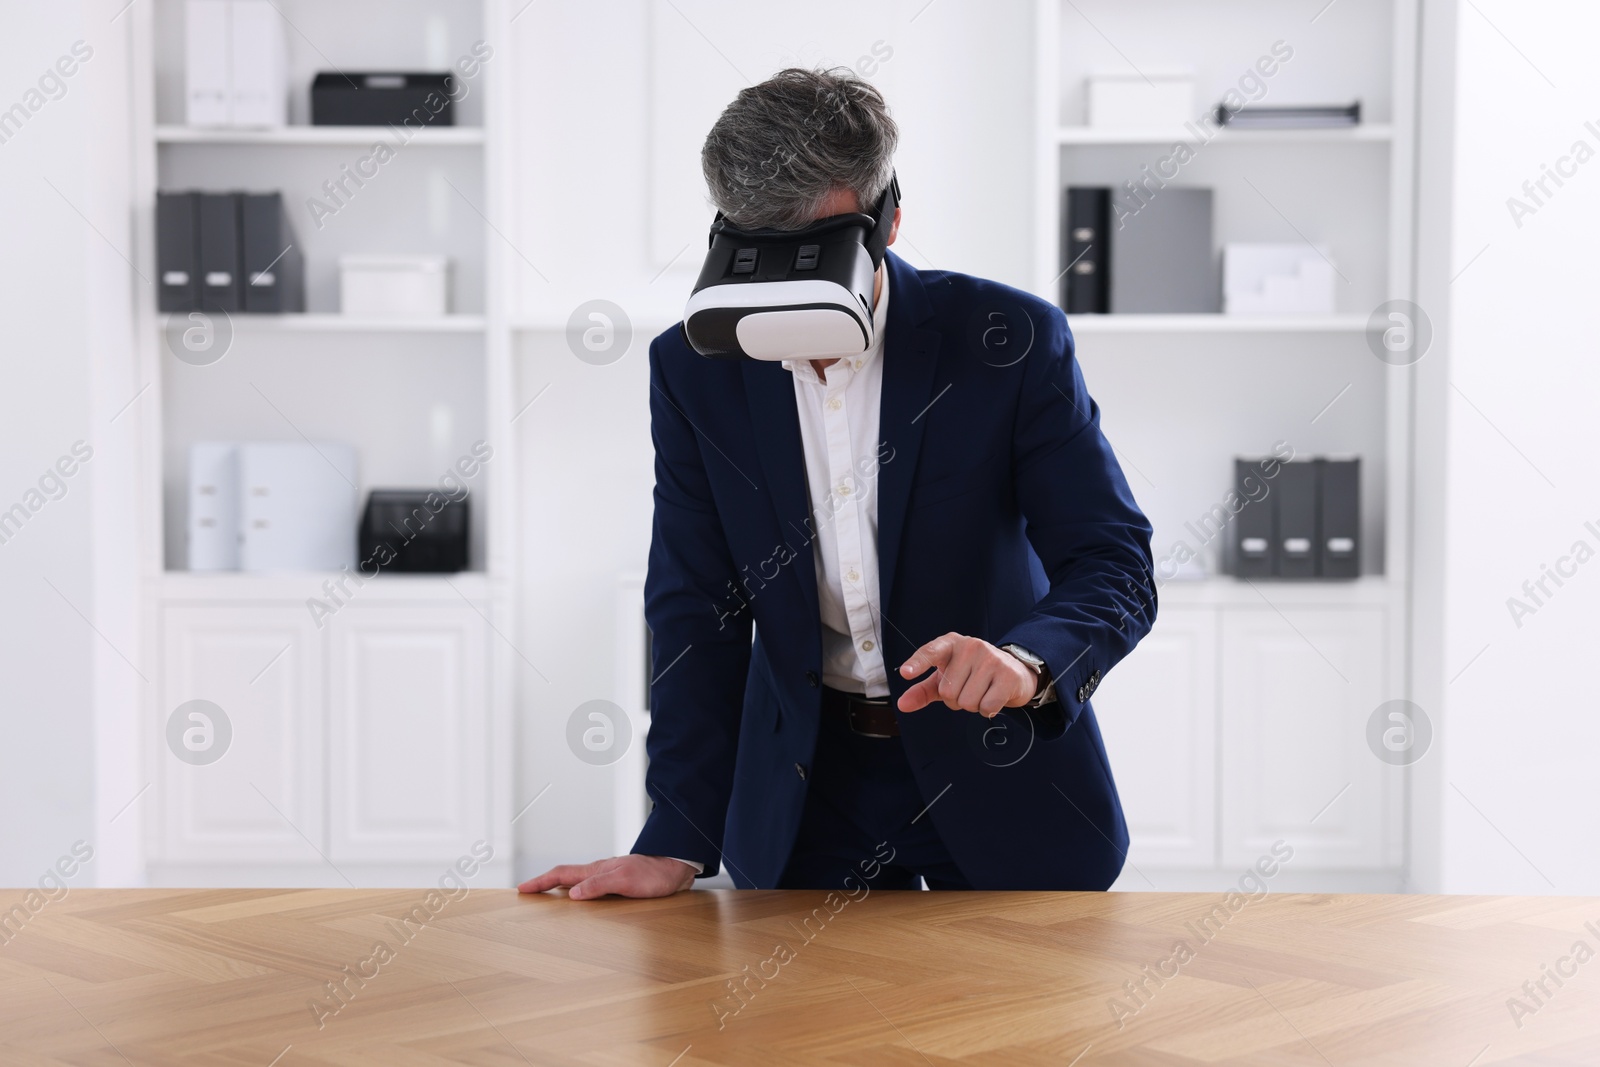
795,763,807,781
861,640,875,652
827,397,842,411
854,360,863,369
846,569,859,582
838,484,852,496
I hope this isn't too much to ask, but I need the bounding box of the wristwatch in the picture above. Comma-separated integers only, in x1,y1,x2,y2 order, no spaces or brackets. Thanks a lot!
1001,644,1057,708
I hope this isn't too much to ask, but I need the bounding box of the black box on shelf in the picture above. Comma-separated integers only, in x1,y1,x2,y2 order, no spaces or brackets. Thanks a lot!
311,72,458,127
359,489,470,574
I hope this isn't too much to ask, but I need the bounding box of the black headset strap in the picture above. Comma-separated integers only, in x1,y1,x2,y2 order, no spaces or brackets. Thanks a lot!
708,171,901,267
863,172,900,267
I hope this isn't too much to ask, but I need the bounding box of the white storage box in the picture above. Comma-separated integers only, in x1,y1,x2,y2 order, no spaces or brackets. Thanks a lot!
1223,244,1338,317
1086,71,1194,129
339,254,451,318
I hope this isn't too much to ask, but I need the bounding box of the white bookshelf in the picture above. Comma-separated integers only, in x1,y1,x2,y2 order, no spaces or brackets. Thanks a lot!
125,0,519,887
1034,0,1418,887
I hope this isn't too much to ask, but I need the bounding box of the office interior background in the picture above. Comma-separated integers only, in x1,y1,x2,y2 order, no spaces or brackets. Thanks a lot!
2,0,1596,900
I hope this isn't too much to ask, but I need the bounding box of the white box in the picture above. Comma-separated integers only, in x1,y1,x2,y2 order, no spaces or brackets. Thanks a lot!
1223,244,1338,317
238,442,358,572
185,0,231,126
187,442,240,571
339,255,452,318
1086,71,1194,129
228,0,286,128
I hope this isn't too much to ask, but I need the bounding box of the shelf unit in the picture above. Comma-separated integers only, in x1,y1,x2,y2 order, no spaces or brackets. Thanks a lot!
154,124,487,145
1055,123,1394,145
1033,0,1418,888
126,0,519,886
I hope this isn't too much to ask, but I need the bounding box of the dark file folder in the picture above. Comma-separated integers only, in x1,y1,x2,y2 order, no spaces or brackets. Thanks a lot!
1318,457,1361,579
197,192,242,312
1228,458,1275,578
240,192,304,313
1063,187,1110,314
1274,460,1319,578
156,192,201,313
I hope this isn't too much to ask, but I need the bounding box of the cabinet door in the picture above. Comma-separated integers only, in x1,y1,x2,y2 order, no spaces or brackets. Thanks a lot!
159,605,323,863
326,604,487,862
1092,607,1218,868
1220,606,1390,868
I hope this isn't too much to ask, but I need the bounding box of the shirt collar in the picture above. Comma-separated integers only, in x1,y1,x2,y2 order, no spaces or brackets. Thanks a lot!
781,266,891,382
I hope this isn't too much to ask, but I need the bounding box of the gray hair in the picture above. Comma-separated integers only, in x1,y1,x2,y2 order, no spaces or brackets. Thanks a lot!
701,67,899,231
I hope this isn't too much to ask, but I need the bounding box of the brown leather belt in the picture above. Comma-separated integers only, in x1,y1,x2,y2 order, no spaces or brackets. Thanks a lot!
822,685,900,738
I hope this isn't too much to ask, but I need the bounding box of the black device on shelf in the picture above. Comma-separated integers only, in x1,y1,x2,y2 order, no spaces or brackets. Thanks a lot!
359,489,470,573
157,190,303,314
311,72,458,127
1225,455,1362,580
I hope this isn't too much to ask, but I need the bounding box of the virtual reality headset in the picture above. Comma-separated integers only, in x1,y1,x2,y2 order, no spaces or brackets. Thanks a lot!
682,174,899,361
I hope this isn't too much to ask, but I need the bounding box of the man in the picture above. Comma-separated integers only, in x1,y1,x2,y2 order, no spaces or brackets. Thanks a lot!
522,68,1154,898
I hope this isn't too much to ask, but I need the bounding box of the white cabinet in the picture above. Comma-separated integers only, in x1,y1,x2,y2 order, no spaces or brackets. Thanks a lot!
1094,607,1218,868
158,605,323,863
153,581,500,881
327,606,487,862
1220,606,1391,868
1101,594,1396,876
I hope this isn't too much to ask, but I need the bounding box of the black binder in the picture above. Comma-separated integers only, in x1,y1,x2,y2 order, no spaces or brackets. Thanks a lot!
197,192,242,312
1063,187,1110,314
1274,460,1319,578
241,193,304,313
1229,458,1275,578
1318,457,1361,579
156,192,200,312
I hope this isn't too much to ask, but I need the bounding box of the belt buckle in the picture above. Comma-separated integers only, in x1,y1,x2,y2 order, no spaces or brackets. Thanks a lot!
848,698,897,739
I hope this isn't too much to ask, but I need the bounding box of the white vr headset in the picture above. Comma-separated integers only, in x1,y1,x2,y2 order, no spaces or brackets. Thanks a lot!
682,174,899,361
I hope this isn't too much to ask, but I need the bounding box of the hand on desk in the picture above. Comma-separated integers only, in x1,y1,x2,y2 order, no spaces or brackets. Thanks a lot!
897,633,1039,716
518,855,697,900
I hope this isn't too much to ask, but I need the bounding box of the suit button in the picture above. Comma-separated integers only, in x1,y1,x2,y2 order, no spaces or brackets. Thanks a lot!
805,671,819,687
795,763,807,781
1076,686,1088,703
1090,669,1102,684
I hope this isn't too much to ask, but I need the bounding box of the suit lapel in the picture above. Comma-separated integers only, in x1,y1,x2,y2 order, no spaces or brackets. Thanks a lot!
741,359,821,630
876,253,942,626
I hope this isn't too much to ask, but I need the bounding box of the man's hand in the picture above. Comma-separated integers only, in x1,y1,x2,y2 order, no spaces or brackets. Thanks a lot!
897,633,1038,716
518,855,697,900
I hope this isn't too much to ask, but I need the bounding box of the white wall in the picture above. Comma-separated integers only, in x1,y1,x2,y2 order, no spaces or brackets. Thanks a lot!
0,1,110,885
1412,0,1600,893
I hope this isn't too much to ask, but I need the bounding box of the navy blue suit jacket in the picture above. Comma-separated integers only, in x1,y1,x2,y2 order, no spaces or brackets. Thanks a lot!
632,251,1156,890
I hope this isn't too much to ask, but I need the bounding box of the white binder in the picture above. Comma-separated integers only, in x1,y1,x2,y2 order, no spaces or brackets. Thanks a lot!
238,443,359,572
187,442,240,571
184,0,232,127
228,1,286,128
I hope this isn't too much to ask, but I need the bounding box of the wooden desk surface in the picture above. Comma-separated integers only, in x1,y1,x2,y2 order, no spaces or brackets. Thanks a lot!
2,888,1598,1065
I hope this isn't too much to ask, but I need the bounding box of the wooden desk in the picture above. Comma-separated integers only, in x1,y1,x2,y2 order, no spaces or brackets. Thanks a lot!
2,888,1597,1065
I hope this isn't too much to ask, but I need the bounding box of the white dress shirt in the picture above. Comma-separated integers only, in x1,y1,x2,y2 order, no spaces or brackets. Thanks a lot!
782,269,892,698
